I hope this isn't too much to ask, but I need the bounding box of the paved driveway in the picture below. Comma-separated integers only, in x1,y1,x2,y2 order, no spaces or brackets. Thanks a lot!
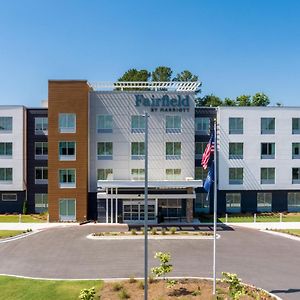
0,225,299,300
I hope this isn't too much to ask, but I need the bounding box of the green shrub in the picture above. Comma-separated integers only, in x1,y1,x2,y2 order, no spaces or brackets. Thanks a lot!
128,276,136,284
78,287,96,300
22,200,28,215
118,288,130,299
151,252,173,279
151,228,157,235
222,272,245,300
148,275,155,284
138,280,144,290
131,229,137,235
112,282,123,291
170,227,176,234
161,228,167,235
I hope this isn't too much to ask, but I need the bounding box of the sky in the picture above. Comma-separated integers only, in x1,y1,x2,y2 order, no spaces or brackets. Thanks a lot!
0,0,299,107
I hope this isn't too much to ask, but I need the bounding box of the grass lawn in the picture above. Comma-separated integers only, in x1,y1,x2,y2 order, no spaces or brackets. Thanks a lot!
0,276,102,300
200,213,300,223
0,230,25,239
0,214,46,223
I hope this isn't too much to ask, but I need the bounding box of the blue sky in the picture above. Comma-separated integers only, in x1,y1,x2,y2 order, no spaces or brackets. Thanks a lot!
0,0,299,106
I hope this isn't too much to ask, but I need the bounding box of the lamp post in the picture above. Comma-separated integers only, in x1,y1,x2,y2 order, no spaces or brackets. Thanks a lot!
144,112,149,300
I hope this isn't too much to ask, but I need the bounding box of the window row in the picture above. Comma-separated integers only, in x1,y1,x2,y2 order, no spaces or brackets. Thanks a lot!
229,117,300,135
196,142,300,160
97,142,181,160
97,115,182,133
226,192,300,212
97,168,182,180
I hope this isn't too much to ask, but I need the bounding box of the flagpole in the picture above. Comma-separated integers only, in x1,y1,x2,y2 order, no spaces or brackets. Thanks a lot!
212,118,217,295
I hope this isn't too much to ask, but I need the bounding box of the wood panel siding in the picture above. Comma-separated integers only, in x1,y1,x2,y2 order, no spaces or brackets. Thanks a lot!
48,81,89,221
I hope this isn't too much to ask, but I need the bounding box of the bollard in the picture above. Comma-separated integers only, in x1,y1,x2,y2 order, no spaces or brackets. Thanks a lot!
225,213,228,223
254,213,256,223
19,214,21,223
280,213,282,223
47,213,49,223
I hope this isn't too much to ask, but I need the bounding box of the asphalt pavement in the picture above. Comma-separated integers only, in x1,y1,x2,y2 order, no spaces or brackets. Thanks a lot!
0,225,299,300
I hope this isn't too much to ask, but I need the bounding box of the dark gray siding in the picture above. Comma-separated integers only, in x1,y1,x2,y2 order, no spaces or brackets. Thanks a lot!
0,191,26,213
26,109,48,213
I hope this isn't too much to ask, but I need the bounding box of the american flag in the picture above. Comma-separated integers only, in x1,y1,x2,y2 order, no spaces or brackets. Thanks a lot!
201,135,214,170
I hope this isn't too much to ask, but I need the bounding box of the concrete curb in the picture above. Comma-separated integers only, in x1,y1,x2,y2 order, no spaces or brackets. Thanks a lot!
0,230,41,244
261,229,300,241
86,233,221,240
0,274,281,299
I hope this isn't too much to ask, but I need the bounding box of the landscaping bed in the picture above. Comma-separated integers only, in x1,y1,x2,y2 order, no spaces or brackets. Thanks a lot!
92,228,213,237
99,278,276,300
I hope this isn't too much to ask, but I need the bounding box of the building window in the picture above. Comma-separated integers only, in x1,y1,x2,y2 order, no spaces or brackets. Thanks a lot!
2,194,17,201
195,193,209,213
35,117,48,135
0,117,12,133
35,194,48,213
166,116,181,133
35,142,48,160
261,167,275,184
59,198,76,221
229,117,243,134
195,117,210,135
97,142,113,160
166,169,181,180
292,168,300,184
59,169,76,188
166,142,181,160
292,143,300,159
131,169,145,180
288,192,300,212
229,143,243,159
131,115,145,133
0,142,12,157
229,168,243,185
226,193,241,212
0,168,13,182
59,141,76,161
292,118,300,134
131,142,145,160
195,167,208,180
35,167,48,184
261,143,275,159
195,142,206,159
97,115,113,133
59,113,76,133
257,192,272,212
97,169,113,180
261,118,275,134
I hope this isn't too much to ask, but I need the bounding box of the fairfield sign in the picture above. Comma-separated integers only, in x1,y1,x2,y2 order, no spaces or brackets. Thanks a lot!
134,94,190,112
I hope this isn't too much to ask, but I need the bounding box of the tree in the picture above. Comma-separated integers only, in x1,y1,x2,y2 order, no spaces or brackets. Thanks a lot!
223,97,236,106
173,70,198,82
235,95,251,106
118,68,150,81
251,92,270,106
151,66,172,81
196,94,223,107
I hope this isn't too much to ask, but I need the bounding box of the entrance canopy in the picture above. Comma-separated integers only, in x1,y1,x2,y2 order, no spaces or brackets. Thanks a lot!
97,180,202,190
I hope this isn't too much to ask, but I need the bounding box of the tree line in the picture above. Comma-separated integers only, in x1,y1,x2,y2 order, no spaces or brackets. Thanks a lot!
118,66,275,107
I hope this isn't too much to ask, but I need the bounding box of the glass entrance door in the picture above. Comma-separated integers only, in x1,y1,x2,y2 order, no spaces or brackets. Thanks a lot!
158,199,184,222
123,200,156,223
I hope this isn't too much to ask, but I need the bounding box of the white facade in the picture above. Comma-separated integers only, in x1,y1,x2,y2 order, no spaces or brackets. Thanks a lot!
89,91,196,192
0,106,26,191
218,106,300,191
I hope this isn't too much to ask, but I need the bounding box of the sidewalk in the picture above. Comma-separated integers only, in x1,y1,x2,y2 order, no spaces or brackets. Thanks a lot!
0,223,78,231
226,222,300,230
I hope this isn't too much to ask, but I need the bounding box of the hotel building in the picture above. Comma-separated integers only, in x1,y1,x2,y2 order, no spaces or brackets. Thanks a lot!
0,80,300,222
